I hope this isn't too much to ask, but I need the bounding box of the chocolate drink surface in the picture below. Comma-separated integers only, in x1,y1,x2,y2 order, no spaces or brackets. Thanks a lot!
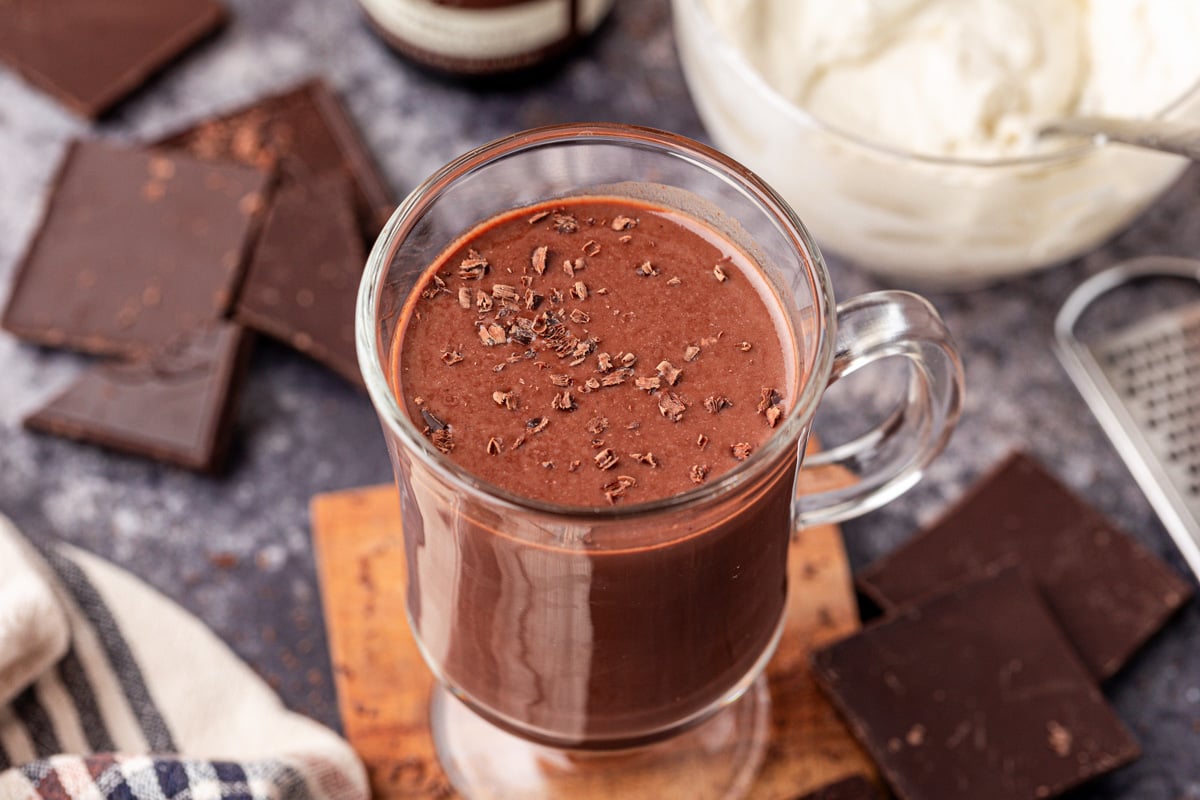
391,196,800,746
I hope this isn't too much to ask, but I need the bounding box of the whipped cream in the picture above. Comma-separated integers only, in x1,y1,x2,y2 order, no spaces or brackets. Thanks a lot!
706,0,1200,159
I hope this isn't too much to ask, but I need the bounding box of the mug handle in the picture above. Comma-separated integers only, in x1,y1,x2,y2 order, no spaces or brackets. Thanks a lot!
794,291,965,528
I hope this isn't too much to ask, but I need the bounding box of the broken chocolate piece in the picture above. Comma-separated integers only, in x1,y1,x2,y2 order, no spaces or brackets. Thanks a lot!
0,0,226,119
23,323,251,472
857,452,1192,679
235,172,365,387
158,79,394,239
812,567,1140,800
1,140,269,358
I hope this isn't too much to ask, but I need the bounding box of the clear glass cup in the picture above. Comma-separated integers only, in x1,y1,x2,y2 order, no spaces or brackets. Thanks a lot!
357,123,964,799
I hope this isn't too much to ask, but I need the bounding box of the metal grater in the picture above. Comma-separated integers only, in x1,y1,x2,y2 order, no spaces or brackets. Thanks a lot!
1055,256,1200,579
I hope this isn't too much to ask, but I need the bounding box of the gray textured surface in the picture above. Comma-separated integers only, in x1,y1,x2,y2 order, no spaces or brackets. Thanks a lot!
0,0,1197,797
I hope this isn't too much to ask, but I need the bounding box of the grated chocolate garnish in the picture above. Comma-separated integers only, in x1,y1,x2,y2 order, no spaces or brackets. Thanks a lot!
611,216,637,231
553,213,579,234
569,308,590,324
656,360,681,386
568,460,581,472
713,263,727,283
766,406,783,428
658,391,687,422
492,284,520,301
632,452,659,467
478,323,506,346
583,377,601,392
586,416,609,434
550,373,572,387
431,429,454,454
571,281,588,300
666,276,681,286
420,274,448,299
603,475,637,504
731,442,753,461
531,245,548,275
458,249,488,280
634,375,661,392
457,287,472,309
583,240,602,256
441,348,464,366
697,433,709,448
528,210,550,224
689,464,709,484
596,352,614,372
635,261,659,277
601,368,634,387
551,390,576,411
486,437,503,455
738,341,752,352
684,345,701,362
492,390,518,410
594,448,620,470
704,395,732,414
475,290,494,313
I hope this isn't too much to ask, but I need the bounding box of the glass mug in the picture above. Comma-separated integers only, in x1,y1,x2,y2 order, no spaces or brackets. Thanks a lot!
357,124,963,799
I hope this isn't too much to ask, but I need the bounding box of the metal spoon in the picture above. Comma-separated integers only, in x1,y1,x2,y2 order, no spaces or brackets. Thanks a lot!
1040,116,1200,160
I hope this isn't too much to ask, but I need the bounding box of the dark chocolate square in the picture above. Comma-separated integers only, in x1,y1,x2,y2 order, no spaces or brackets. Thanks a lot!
0,0,226,118
234,173,365,386
158,79,394,241
795,774,881,800
813,568,1140,800
1,140,269,358
24,322,252,473
857,452,1192,679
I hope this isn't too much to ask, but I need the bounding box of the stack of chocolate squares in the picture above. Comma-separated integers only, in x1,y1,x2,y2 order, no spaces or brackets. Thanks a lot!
1,81,394,473
800,452,1194,800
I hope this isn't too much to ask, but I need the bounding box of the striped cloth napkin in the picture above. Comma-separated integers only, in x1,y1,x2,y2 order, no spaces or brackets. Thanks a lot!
0,513,367,800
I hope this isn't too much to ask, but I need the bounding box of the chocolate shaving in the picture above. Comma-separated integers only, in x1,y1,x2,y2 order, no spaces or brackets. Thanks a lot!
766,406,783,427
440,348,464,366
568,460,581,472
531,245,548,275
619,234,633,244
658,391,687,422
697,433,709,448
430,429,454,454
457,287,472,309
684,345,701,362
757,387,782,414
635,261,659,277
553,213,579,234
738,341,752,352
619,352,637,368
458,249,488,280
492,390,518,410
731,442,753,461
601,368,633,387
549,288,564,305
700,332,723,347
586,416,609,434
528,417,550,434
492,284,520,301
594,448,619,470
550,373,572,388
551,390,576,411
689,464,710,484
511,433,526,450
524,289,542,310
475,290,494,313
656,360,682,386
541,461,555,469
635,375,661,392
420,274,448,299
582,377,601,392
704,395,732,414
713,263,727,283
603,475,637,504
596,352,614,372
478,323,506,346
571,281,588,301
569,309,590,324
632,452,659,467
583,240,602,256
486,436,503,455
667,276,681,286
420,408,447,431
611,216,637,231
528,210,550,224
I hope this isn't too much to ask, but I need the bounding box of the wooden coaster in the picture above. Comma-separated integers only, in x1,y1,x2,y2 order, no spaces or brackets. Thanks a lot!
312,447,876,799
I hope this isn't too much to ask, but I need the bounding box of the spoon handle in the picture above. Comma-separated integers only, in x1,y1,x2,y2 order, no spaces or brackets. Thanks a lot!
1041,116,1200,161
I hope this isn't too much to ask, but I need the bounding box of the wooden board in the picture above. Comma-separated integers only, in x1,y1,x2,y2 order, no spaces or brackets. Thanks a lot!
312,449,876,799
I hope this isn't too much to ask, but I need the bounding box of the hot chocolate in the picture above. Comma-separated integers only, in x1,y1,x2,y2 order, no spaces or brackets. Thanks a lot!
390,196,801,746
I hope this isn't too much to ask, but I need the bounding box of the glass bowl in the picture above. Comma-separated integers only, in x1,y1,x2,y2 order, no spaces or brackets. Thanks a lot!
672,0,1200,289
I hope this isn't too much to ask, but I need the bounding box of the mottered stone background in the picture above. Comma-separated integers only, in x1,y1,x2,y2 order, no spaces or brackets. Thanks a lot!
0,1,1197,797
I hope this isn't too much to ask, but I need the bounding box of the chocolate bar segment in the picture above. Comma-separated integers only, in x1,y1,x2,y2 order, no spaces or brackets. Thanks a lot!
857,452,1191,679
235,173,365,386
794,775,881,800
0,0,226,119
24,323,252,473
813,568,1140,800
1,140,269,358
158,79,394,240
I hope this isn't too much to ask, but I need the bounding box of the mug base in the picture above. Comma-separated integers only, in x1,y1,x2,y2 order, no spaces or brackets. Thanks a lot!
430,674,772,800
